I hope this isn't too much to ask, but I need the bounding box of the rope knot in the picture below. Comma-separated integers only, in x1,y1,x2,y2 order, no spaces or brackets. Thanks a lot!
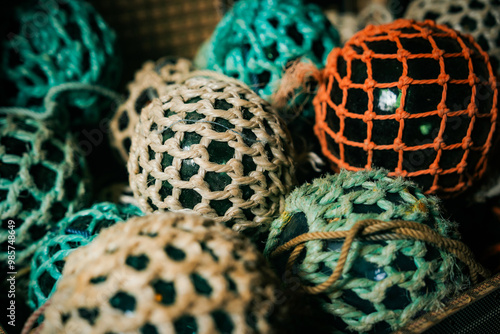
397,76,413,89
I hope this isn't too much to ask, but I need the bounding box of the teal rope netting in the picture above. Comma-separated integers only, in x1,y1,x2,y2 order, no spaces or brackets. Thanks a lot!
28,202,143,310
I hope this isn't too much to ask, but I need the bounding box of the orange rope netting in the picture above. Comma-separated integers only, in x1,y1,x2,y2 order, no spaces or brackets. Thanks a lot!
314,19,498,196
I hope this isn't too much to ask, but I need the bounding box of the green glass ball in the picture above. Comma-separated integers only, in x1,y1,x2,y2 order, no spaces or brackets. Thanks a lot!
40,213,284,334
315,19,497,197
128,75,296,240
265,169,470,333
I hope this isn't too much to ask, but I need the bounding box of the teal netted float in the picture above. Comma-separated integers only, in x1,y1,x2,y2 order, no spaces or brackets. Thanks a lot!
264,169,482,333
28,202,143,310
0,115,90,270
195,0,339,105
195,0,339,183
0,0,120,127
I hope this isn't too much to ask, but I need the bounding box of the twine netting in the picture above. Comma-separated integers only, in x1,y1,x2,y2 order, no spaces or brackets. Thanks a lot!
264,169,479,333
0,0,120,127
128,75,295,238
195,0,339,102
314,19,498,197
28,202,143,310
405,0,500,74
40,213,282,334
110,57,194,162
0,115,90,270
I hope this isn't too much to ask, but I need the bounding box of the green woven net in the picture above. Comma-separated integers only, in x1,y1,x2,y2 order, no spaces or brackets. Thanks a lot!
0,115,90,271
264,169,469,333
0,0,120,127
40,213,284,334
28,202,143,310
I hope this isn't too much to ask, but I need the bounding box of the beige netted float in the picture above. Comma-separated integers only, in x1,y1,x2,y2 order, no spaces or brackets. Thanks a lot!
128,74,296,239
110,57,194,162
40,212,283,334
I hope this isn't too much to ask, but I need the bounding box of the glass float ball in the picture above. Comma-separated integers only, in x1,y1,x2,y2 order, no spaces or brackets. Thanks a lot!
265,169,472,333
195,0,339,102
0,115,90,270
28,202,143,310
0,0,120,127
314,19,498,197
405,0,500,74
40,213,285,334
110,57,194,162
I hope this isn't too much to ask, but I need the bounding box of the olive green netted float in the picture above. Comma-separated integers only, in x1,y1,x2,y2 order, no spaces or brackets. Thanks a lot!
128,75,296,241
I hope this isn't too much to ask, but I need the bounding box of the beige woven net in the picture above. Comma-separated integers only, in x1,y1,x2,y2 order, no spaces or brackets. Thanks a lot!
110,57,194,162
41,212,282,334
128,75,295,237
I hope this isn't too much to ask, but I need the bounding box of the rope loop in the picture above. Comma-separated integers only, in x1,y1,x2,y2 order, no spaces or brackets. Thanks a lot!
270,218,490,294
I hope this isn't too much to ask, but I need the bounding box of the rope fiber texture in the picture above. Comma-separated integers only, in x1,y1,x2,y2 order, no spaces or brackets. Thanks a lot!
314,19,498,197
0,0,120,127
28,202,143,310
264,169,477,333
0,115,90,270
110,57,194,162
40,213,284,334
128,75,295,239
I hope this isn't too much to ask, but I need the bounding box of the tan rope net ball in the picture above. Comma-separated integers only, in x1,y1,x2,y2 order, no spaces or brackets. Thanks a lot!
128,75,296,238
40,212,283,334
110,57,194,162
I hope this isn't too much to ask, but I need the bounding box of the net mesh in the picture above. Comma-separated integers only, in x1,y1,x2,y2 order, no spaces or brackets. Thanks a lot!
0,115,90,270
128,75,295,238
195,0,340,102
264,169,471,333
1,0,120,127
314,19,498,197
110,57,194,162
28,202,143,310
405,0,500,74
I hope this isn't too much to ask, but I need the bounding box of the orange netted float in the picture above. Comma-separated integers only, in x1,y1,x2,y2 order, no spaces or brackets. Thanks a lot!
314,19,498,197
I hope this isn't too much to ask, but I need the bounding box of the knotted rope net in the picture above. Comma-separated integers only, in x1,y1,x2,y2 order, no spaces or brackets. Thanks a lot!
0,115,90,270
28,202,143,310
40,213,283,334
110,57,194,162
265,169,484,333
314,19,498,197
128,74,295,239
